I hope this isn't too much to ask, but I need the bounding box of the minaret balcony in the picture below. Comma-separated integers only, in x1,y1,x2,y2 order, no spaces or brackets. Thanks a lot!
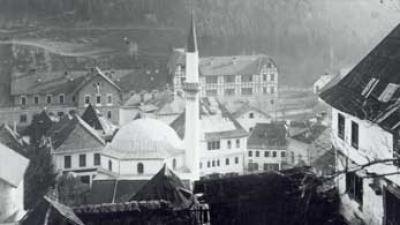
183,82,201,92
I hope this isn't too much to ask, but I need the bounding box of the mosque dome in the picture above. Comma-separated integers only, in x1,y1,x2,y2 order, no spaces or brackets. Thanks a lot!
104,118,184,159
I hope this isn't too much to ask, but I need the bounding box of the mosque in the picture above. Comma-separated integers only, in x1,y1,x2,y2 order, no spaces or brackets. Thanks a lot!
95,16,201,182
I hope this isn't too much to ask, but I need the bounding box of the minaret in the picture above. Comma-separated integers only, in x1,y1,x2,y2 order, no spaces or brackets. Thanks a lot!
183,14,200,181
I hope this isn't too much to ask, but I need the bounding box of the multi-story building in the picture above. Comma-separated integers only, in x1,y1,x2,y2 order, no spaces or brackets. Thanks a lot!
320,24,400,225
246,123,288,172
168,49,279,98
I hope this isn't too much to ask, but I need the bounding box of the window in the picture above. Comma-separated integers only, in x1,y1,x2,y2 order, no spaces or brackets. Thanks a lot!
225,158,230,165
207,141,220,150
248,162,259,171
85,95,90,104
241,75,253,82
270,74,275,82
241,88,253,96
107,111,112,119
212,160,215,167
80,176,90,184
21,96,26,105
79,154,86,167
172,158,177,170
224,75,235,83
272,151,277,158
59,94,65,104
361,78,379,97
351,121,359,149
263,75,267,81
107,94,113,105
46,95,52,104
235,157,239,164
207,161,211,168
264,151,270,157
64,156,71,169
108,160,112,171
281,151,286,157
270,87,275,94
248,151,253,157
224,89,235,96
264,163,279,171
379,83,400,102
249,113,254,119
263,87,267,94
206,89,218,96
199,162,203,169
20,114,27,123
137,163,144,174
72,96,76,103
227,140,232,149
255,151,260,157
96,95,101,105
57,112,64,118
236,139,240,148
217,160,220,167
34,96,39,104
338,113,345,140
206,76,218,84
346,172,363,206
94,153,101,166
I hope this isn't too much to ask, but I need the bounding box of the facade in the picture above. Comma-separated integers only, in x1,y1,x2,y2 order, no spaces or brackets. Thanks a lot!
231,104,272,132
0,142,29,223
246,123,288,172
49,114,106,184
320,24,400,225
168,50,279,98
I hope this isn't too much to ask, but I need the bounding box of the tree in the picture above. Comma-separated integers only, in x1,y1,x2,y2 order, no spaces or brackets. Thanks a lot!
24,140,56,210
56,173,90,206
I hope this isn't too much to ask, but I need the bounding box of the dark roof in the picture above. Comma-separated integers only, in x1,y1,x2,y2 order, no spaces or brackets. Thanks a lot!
74,200,173,214
20,196,84,225
130,165,195,209
0,124,27,157
247,123,287,150
320,23,400,133
170,98,248,140
87,179,148,204
81,104,102,130
290,124,327,144
187,14,198,53
47,115,105,151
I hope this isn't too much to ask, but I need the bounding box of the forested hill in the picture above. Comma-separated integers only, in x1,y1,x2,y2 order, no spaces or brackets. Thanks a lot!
1,0,400,86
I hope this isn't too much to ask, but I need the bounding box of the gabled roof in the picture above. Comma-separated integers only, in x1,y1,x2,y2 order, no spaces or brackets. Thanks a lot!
130,165,195,209
290,124,327,144
81,104,102,130
231,103,272,119
0,142,29,187
320,23,400,132
19,196,84,225
170,97,248,140
48,115,105,152
247,123,287,150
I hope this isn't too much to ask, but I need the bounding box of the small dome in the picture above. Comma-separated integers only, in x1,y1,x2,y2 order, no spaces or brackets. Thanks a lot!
104,118,184,159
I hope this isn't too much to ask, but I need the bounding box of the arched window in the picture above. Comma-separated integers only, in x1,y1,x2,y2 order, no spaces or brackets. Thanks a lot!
172,158,177,170
137,163,144,174
108,160,112,171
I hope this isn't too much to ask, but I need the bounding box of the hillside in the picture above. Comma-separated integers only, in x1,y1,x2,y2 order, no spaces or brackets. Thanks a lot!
0,0,400,86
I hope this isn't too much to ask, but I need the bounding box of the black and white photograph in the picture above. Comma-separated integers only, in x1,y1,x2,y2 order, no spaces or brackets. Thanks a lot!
1,0,400,224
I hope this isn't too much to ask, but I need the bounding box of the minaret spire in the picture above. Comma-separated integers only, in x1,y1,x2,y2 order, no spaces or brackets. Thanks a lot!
183,13,201,182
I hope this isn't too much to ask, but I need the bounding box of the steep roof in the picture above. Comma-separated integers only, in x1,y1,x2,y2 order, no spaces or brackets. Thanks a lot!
170,97,248,140
231,103,272,119
48,115,105,152
19,196,84,225
290,124,327,144
247,123,287,150
81,104,117,137
320,23,400,133
130,165,195,209
87,179,148,204
0,142,29,187
199,54,275,76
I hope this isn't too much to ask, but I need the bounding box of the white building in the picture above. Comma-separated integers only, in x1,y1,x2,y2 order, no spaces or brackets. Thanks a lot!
0,143,29,224
246,123,287,172
320,23,400,225
231,104,272,132
168,50,279,99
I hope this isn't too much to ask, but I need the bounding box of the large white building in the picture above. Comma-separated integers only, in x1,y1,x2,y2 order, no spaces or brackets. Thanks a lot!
320,23,400,225
168,50,279,99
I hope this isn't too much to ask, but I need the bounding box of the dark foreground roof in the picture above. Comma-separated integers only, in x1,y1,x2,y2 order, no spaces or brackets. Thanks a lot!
320,23,400,133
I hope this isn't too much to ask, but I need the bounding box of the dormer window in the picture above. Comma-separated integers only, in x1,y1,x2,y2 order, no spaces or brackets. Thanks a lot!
361,78,379,97
378,83,400,103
